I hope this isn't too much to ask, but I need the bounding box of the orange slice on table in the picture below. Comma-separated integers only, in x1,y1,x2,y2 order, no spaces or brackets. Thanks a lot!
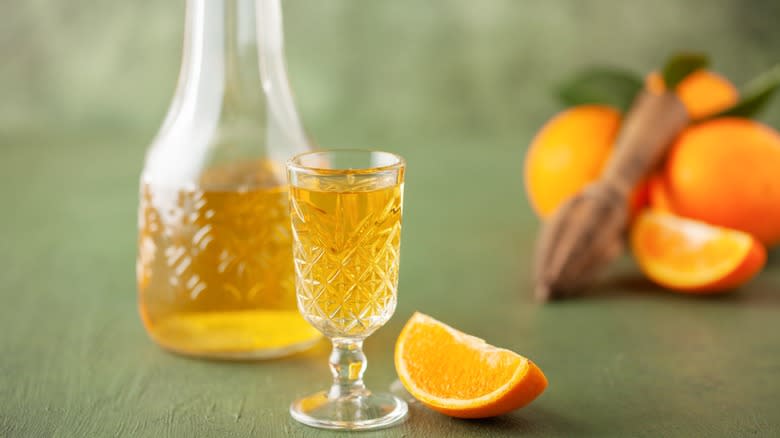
631,210,766,293
394,312,548,419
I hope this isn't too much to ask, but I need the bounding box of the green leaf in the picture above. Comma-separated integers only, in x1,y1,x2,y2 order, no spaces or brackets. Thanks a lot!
557,68,644,112
712,64,780,119
662,53,709,89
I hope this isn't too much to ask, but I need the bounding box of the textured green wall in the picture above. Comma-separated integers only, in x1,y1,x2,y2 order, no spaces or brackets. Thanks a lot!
3,0,779,138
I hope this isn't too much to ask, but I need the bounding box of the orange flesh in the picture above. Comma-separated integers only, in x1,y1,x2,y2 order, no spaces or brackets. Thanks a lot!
631,211,766,292
639,216,745,273
398,317,521,400
395,313,548,418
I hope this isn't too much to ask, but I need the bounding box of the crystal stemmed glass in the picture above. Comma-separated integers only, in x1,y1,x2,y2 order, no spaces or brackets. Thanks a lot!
287,150,408,430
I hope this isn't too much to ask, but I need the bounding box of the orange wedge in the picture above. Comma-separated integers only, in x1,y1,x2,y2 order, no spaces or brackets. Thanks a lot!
394,312,548,419
631,211,766,293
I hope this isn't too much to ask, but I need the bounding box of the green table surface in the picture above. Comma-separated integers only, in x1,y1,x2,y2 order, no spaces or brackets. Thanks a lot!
3,1,780,437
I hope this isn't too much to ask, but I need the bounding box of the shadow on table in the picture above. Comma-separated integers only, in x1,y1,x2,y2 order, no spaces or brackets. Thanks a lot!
582,272,780,308
390,378,587,435
454,405,586,436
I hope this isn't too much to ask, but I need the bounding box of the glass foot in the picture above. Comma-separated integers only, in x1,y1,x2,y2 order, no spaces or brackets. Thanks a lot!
290,390,408,430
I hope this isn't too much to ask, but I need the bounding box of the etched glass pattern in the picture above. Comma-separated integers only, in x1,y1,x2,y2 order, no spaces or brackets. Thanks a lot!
290,178,402,339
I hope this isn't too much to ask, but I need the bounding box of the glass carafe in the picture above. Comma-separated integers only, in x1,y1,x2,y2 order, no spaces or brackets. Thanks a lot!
137,0,321,359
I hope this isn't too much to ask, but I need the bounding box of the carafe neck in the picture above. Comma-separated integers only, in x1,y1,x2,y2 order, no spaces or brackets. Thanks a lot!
176,0,282,112
145,0,309,187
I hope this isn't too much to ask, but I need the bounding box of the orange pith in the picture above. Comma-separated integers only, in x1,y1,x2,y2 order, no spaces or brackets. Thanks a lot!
631,211,766,293
394,312,547,419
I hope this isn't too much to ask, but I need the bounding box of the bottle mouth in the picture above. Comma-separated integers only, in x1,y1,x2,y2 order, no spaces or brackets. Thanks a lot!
287,149,406,175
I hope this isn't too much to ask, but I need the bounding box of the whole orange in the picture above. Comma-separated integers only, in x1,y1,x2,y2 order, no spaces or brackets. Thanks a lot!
659,118,780,246
524,105,621,218
646,70,738,119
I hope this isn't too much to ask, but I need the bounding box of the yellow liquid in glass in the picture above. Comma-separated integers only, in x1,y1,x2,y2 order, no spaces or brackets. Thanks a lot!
137,161,321,358
290,176,403,339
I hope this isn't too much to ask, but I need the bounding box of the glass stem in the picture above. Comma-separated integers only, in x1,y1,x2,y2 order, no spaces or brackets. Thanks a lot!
327,338,368,399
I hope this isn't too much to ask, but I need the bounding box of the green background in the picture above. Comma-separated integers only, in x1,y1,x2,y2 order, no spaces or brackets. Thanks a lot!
2,1,780,436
